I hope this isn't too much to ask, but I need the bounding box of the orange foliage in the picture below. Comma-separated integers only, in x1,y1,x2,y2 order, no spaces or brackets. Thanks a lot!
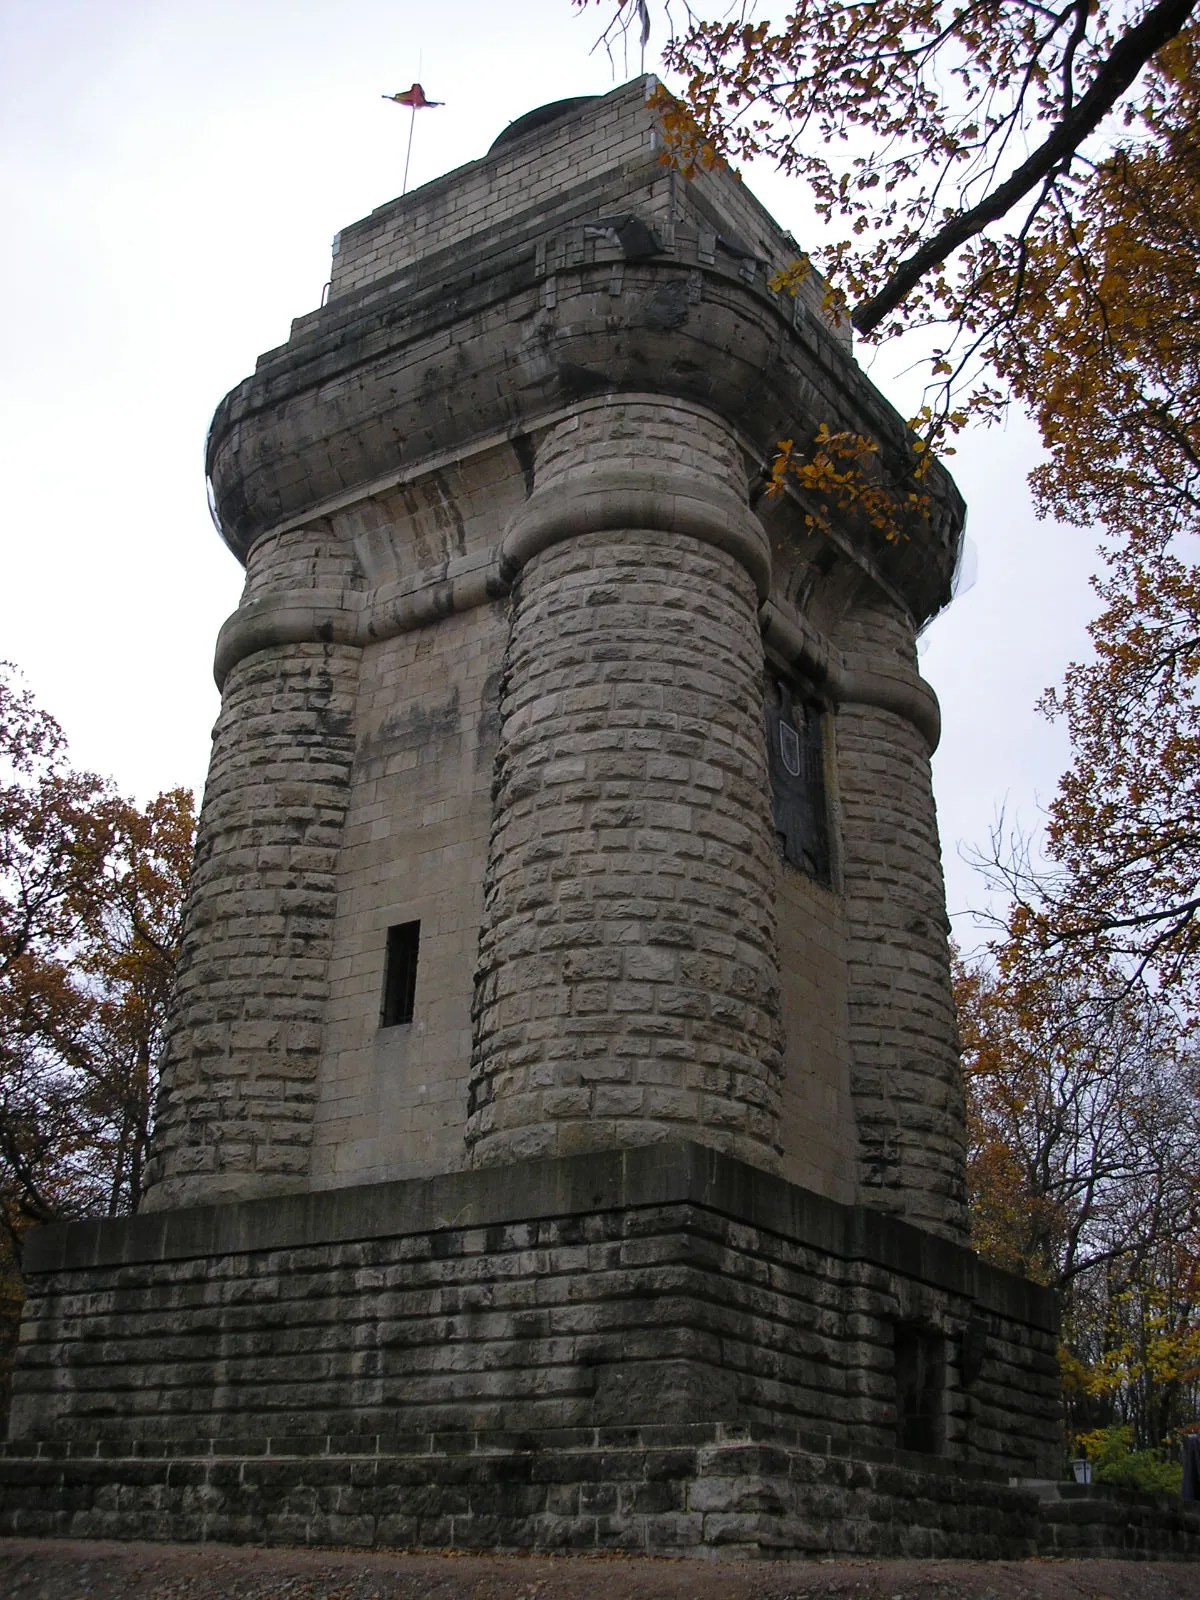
578,1,1199,550
955,937,1200,1446
0,665,193,1256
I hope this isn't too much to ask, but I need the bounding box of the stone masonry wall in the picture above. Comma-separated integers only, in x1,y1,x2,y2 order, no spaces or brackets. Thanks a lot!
144,527,363,1211
468,403,784,1170
0,1433,1058,1558
774,865,858,1204
309,599,507,1188
330,84,659,300
9,1435,1199,1558
10,1148,1057,1482
323,80,841,349
833,594,968,1241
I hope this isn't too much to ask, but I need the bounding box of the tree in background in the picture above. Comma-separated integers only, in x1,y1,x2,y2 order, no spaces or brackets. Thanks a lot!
0,665,193,1423
985,544,1200,1010
956,939,1200,1458
583,0,1199,545
0,664,192,1236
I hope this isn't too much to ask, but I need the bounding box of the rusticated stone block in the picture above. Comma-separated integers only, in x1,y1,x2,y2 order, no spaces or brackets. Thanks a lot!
469,404,783,1172
11,1148,1057,1483
145,632,362,1211
834,593,969,1241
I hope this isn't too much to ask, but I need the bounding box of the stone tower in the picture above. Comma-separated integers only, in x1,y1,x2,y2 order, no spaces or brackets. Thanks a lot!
3,82,1063,1557
150,82,966,1237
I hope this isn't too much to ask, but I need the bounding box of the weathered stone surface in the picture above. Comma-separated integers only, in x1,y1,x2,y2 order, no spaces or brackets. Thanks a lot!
0,1435,1075,1558
206,82,961,616
834,591,969,1240
4,1146,1069,1552
174,79,971,1223
1034,1482,1200,1558
145,519,364,1208
11,1147,1057,1472
469,403,784,1170
2,79,1110,1560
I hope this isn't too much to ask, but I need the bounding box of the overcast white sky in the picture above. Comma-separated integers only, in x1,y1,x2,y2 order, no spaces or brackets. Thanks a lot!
0,0,1100,943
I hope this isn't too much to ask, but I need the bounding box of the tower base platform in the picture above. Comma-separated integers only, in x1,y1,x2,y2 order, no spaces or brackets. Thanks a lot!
3,1144,1192,1558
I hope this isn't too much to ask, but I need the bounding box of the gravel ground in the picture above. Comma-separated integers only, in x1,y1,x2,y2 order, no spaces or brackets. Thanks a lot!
2,1542,1200,1600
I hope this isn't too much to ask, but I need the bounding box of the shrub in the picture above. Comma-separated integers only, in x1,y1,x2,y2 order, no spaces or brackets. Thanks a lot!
1078,1424,1184,1495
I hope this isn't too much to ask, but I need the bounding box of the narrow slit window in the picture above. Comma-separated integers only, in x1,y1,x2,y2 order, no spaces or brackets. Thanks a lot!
381,921,420,1027
764,672,831,884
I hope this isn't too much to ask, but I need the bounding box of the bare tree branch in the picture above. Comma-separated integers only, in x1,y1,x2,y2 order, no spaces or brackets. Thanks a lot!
851,0,1200,334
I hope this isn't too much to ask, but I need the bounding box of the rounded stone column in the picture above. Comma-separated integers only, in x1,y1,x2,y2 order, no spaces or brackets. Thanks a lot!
468,398,784,1170
833,589,968,1241
143,524,362,1210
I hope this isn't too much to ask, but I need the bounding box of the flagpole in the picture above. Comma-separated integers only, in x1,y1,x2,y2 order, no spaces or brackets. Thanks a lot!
385,83,442,194
402,103,417,195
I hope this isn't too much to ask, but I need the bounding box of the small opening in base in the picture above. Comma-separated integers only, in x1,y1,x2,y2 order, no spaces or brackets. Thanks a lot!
381,921,420,1027
894,1323,945,1454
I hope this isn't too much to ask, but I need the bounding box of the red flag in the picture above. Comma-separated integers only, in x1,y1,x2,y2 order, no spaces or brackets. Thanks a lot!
383,83,443,109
